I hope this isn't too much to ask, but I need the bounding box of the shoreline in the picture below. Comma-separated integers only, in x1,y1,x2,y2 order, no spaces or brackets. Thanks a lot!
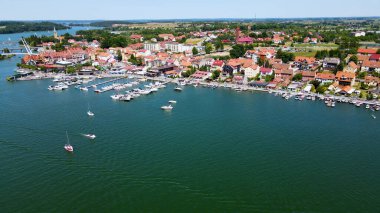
13,70,380,109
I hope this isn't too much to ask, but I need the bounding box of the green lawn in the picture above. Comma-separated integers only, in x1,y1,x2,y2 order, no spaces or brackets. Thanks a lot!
293,43,338,48
294,51,317,57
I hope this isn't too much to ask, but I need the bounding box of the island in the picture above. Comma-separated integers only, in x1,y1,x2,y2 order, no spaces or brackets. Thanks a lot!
0,21,69,34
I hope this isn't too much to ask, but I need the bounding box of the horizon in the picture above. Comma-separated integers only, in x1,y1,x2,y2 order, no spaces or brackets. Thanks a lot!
1,16,380,22
1,0,379,20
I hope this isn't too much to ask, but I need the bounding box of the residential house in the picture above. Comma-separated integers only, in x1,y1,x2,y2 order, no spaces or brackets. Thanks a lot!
260,67,273,77
343,61,358,73
364,76,380,87
357,48,378,55
361,60,380,72
243,64,260,78
316,72,336,84
335,71,356,86
369,54,380,61
323,58,340,70
301,71,316,82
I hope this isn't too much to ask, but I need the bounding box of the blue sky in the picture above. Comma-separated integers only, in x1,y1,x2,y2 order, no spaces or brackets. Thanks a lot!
1,0,379,20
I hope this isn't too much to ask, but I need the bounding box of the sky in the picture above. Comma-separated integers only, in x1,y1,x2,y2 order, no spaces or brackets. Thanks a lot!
0,0,379,20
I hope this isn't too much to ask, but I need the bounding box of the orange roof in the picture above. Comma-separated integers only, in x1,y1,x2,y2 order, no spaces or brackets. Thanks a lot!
358,48,378,54
316,72,335,80
295,56,316,64
362,60,380,68
336,71,355,79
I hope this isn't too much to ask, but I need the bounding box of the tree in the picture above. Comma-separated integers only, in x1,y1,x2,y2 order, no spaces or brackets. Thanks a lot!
229,44,245,58
192,47,199,55
258,58,265,66
214,40,224,51
3,48,10,53
205,43,213,54
349,55,358,64
310,80,321,89
292,73,302,81
66,66,76,74
276,49,295,63
116,50,123,61
211,70,220,80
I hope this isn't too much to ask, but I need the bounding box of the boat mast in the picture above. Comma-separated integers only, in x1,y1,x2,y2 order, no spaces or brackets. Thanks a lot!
66,131,70,144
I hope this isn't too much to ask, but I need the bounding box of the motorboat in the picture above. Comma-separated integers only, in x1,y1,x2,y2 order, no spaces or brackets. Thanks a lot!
87,111,95,116
80,87,88,91
168,100,177,104
372,114,377,119
174,87,183,92
111,94,123,100
82,134,96,140
161,105,173,110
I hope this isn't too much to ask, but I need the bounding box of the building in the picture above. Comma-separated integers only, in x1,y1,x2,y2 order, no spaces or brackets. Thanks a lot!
357,48,378,55
361,60,380,72
301,71,316,82
335,71,356,86
316,72,336,84
351,31,366,37
144,43,161,52
343,61,358,73
323,58,340,70
243,64,260,78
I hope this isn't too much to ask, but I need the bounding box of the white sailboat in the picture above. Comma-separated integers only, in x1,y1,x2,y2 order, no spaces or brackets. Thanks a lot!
64,131,73,152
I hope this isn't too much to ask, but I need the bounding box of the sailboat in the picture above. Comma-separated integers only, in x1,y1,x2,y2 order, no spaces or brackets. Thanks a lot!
87,104,94,117
64,131,74,152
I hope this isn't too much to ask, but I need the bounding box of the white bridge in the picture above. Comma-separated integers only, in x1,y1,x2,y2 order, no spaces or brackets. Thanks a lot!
0,37,38,56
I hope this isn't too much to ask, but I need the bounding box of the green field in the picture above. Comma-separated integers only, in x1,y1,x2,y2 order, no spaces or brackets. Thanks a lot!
294,51,317,57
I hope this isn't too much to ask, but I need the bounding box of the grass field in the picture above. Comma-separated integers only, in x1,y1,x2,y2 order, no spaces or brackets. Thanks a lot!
293,43,338,48
185,38,205,45
294,51,317,57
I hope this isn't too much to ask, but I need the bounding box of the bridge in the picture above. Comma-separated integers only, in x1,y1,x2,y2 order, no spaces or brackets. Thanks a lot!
0,38,38,56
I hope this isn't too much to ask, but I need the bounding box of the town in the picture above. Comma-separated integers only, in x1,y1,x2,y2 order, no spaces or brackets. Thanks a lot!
6,19,380,110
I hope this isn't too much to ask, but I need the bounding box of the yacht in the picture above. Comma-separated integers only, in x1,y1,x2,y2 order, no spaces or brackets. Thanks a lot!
111,94,123,100
161,105,173,110
82,134,96,140
64,131,73,152
174,87,183,92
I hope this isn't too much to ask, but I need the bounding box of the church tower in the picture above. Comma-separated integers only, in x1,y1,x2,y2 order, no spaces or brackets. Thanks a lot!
53,27,58,39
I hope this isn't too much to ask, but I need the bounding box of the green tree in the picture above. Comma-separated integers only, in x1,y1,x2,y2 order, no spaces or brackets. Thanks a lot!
66,66,76,74
229,44,245,58
349,55,358,64
192,47,199,55
116,50,123,61
292,73,302,81
214,40,224,51
205,43,213,54
211,70,220,80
